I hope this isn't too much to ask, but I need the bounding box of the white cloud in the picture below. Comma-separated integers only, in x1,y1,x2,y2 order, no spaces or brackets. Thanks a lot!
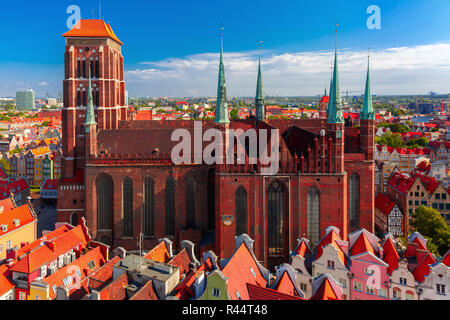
125,42,450,97
38,81,49,86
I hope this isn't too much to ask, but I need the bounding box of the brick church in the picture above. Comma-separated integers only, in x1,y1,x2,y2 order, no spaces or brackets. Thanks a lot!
57,20,375,269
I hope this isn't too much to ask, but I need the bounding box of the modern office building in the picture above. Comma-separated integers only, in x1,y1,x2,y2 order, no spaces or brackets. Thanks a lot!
16,89,35,109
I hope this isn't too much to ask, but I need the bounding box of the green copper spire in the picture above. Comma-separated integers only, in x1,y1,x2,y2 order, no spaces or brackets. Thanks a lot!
84,65,96,127
214,27,230,124
327,30,344,124
361,55,375,120
255,56,265,121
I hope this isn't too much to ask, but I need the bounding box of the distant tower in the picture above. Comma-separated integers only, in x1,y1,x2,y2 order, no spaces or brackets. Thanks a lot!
319,88,329,119
61,19,127,178
255,56,265,121
84,67,97,158
214,27,230,125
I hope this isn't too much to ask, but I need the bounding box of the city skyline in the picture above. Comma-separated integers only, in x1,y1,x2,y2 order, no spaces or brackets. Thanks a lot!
1,0,450,97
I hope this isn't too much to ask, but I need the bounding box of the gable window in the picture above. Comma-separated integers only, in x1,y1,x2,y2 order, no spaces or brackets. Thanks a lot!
436,284,446,295
300,283,308,292
212,288,220,297
366,286,375,295
327,260,335,270
364,267,375,276
399,277,407,286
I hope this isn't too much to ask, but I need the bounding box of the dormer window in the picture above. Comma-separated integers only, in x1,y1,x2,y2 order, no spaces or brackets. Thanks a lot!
1,225,7,232
13,219,20,227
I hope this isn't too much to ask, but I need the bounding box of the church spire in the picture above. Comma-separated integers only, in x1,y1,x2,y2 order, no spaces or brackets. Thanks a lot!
214,26,230,124
255,42,265,121
361,53,374,120
84,65,96,127
327,26,344,124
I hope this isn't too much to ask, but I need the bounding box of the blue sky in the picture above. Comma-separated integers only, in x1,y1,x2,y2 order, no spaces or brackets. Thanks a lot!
1,0,450,97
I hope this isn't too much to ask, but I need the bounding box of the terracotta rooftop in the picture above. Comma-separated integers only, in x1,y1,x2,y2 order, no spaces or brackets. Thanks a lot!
375,193,396,216
0,204,35,238
247,283,304,300
143,241,171,263
62,19,123,45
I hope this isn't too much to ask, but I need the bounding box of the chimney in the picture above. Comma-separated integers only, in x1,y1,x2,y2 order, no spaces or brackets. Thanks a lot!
6,246,19,260
46,240,56,252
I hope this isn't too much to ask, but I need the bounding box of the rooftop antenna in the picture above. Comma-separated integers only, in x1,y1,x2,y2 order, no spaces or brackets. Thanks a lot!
99,1,102,19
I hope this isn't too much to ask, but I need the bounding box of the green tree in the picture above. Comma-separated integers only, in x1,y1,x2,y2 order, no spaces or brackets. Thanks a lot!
230,108,239,120
375,133,405,148
412,205,450,256
0,158,10,176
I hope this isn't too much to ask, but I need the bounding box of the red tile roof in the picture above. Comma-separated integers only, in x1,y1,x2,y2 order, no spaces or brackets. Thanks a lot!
129,280,158,300
387,172,415,194
311,276,341,300
222,242,267,300
316,228,346,265
42,179,58,190
174,257,214,300
442,250,450,267
62,19,123,45
350,232,376,256
0,198,16,212
247,283,304,300
375,193,396,216
0,204,35,238
412,252,436,283
0,179,29,200
43,245,107,300
382,237,400,275
274,271,301,297
143,241,171,263
294,238,311,258
0,264,14,297
10,225,88,274
167,249,191,279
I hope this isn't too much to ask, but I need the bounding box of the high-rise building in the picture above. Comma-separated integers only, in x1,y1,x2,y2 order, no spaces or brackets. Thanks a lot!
16,89,35,109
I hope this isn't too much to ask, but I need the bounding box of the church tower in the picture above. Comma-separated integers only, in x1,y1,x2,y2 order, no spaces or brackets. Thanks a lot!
61,19,127,178
214,27,230,125
255,57,265,121
327,33,345,174
360,55,375,160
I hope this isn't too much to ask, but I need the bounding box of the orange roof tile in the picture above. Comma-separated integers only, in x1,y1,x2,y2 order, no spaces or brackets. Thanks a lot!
311,277,340,300
316,228,346,265
0,198,16,212
10,225,88,274
143,241,171,263
382,237,400,275
43,246,107,300
0,204,36,238
62,19,123,45
247,283,304,300
295,239,311,258
222,242,267,300
274,271,301,297
0,264,14,296
351,232,375,256
167,249,191,279
413,252,436,283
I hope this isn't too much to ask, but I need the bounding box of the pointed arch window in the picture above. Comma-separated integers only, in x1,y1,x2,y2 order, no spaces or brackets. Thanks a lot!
268,182,284,256
185,177,196,229
96,174,113,231
235,187,248,236
307,187,320,246
165,176,175,235
143,177,155,237
122,177,133,237
349,173,360,229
